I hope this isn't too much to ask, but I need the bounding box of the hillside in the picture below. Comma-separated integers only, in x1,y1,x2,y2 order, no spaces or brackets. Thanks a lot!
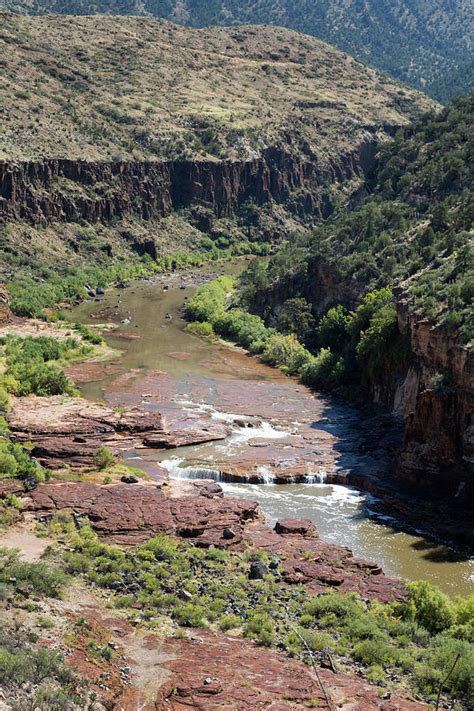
0,14,434,282
0,14,433,162
231,94,473,496
2,1,472,101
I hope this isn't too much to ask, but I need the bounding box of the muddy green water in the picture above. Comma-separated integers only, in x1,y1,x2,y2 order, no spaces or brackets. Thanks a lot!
72,263,474,596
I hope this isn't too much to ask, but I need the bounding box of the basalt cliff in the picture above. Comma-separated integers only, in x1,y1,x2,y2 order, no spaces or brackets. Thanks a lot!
0,141,377,226
0,15,434,268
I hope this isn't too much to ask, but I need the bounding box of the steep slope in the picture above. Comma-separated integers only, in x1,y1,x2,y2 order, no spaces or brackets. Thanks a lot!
0,15,433,279
2,1,472,101
234,94,473,503
0,14,431,162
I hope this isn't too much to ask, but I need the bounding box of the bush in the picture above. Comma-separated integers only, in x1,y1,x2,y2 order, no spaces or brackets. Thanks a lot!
301,348,346,389
243,612,275,646
404,581,455,633
0,550,67,598
63,552,91,574
356,302,408,379
94,446,114,471
186,276,234,322
219,614,242,631
0,440,46,485
185,321,215,339
262,333,312,374
173,603,206,627
316,305,351,352
1,335,82,397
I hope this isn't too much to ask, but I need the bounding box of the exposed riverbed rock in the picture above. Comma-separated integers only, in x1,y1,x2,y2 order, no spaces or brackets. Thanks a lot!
274,518,318,536
25,482,260,546
7,396,230,468
250,519,406,603
157,630,428,710
24,481,406,601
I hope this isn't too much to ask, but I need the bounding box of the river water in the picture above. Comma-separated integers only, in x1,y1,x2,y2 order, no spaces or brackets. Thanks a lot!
71,262,473,596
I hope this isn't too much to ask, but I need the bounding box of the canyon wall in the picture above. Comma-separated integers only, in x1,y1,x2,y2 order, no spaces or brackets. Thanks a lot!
251,258,473,506
391,305,473,503
0,141,377,226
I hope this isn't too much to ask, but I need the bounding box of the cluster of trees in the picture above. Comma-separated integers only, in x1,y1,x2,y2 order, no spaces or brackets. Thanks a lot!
0,335,88,401
186,277,408,396
239,95,473,350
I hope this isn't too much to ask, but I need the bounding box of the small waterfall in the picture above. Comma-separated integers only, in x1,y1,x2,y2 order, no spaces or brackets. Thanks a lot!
177,466,224,482
305,471,327,484
161,458,225,482
256,466,275,484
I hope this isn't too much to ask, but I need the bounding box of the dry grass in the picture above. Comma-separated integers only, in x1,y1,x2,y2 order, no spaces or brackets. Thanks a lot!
0,14,435,162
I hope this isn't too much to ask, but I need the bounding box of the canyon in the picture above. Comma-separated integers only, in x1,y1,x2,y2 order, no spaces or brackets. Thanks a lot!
0,13,472,709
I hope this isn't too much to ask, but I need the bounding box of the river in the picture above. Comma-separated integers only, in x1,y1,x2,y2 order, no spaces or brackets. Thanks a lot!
71,261,474,597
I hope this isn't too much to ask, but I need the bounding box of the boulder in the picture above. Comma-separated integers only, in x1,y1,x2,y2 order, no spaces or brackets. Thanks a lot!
274,518,317,537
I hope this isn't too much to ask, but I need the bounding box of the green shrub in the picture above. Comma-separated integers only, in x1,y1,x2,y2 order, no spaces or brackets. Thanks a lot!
141,534,179,561
243,612,275,646
262,332,312,374
93,446,114,470
185,321,215,338
0,440,46,485
356,302,408,379
186,276,234,322
0,386,9,411
0,335,83,397
63,552,91,574
219,614,242,631
0,550,67,598
276,297,315,341
424,637,474,699
36,615,55,629
301,348,347,389
404,581,455,633
316,305,351,352
173,603,206,627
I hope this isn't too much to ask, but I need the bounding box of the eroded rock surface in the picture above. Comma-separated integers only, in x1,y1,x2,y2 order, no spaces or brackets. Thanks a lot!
8,395,230,468
25,482,405,601
157,630,428,710
25,482,259,546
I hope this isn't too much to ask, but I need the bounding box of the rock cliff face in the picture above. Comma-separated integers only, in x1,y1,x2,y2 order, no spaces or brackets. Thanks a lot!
252,259,473,506
392,305,473,502
0,140,377,226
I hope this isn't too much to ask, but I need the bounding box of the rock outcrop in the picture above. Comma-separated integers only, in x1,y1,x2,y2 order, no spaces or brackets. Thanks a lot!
7,396,230,468
25,481,405,601
158,630,428,710
392,305,473,502
0,141,377,227
26,481,260,546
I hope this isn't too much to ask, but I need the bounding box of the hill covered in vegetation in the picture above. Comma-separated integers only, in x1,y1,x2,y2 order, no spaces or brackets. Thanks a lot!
0,14,433,162
2,0,472,101
237,93,473,347
0,14,433,291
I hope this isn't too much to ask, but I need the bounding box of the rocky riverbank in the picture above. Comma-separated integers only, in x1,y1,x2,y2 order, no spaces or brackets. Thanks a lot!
0,475,428,709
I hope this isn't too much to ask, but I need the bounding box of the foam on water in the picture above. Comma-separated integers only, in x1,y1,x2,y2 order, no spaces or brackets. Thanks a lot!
173,399,291,443
256,465,275,484
305,471,327,484
161,457,226,482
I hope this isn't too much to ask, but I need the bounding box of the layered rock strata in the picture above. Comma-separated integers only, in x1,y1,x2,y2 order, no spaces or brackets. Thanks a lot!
0,141,377,226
